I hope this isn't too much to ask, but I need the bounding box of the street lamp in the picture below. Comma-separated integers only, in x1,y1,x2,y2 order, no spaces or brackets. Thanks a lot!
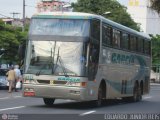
22,0,25,32
63,4,71,8
61,3,72,12
103,11,111,15
63,4,72,12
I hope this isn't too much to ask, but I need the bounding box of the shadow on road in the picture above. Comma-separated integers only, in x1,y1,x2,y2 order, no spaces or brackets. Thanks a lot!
30,99,144,110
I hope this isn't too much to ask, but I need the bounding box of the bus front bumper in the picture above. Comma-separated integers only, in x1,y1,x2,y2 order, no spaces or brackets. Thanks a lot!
23,84,89,101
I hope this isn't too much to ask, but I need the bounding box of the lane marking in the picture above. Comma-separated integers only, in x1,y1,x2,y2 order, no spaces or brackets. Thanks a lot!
0,106,25,112
150,83,160,86
0,97,10,100
80,110,96,116
143,96,152,99
0,96,22,100
14,96,22,98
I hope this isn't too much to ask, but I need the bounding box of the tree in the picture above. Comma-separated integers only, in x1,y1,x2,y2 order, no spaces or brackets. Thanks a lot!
0,19,5,30
150,0,160,14
72,0,140,31
151,35,160,65
0,19,27,64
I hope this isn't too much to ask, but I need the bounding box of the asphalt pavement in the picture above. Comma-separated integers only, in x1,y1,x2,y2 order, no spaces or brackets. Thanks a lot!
0,83,160,120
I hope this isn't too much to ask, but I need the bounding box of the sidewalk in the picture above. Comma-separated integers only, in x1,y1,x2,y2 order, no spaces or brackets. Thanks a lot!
150,82,160,86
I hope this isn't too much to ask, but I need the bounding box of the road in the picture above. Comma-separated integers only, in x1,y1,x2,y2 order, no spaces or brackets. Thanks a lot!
0,83,160,120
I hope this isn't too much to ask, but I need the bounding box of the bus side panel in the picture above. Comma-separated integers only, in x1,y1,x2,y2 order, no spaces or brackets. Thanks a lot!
99,47,150,99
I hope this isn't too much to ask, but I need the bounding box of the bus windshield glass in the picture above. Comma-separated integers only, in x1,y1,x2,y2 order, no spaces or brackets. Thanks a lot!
25,41,88,76
29,19,90,37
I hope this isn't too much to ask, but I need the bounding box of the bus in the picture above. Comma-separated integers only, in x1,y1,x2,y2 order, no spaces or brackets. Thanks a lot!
22,12,151,107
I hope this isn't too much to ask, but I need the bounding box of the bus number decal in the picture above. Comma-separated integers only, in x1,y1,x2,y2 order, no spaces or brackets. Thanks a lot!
58,77,80,82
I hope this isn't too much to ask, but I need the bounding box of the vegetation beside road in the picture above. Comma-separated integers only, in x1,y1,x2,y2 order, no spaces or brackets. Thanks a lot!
72,0,140,31
151,35,160,65
0,19,27,64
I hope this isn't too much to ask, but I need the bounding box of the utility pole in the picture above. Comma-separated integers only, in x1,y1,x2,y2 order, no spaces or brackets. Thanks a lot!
22,0,25,32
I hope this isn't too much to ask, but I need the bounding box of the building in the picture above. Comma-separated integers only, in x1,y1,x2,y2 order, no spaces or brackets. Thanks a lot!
127,0,160,35
2,18,23,27
2,18,30,27
37,0,71,13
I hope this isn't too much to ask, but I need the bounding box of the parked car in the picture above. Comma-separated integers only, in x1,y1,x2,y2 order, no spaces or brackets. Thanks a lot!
0,69,9,89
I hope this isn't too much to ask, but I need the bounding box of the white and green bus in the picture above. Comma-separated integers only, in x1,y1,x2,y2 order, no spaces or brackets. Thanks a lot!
22,12,151,106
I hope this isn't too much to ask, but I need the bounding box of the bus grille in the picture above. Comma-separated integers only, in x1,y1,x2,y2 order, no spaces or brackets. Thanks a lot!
37,80,67,85
37,80,50,84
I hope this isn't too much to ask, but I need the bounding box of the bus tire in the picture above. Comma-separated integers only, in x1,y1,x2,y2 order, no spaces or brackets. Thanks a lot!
137,86,142,101
43,98,55,106
95,86,103,107
132,83,141,102
123,83,142,102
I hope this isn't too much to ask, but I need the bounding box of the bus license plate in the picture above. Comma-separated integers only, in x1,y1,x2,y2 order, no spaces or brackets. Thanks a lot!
24,92,35,97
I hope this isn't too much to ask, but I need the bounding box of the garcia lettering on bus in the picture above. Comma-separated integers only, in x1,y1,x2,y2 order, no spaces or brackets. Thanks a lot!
112,53,134,65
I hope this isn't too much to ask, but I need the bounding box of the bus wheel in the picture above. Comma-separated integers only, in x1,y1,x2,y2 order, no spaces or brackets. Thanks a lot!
95,86,103,107
137,87,142,101
43,98,55,106
132,83,140,102
123,85,142,102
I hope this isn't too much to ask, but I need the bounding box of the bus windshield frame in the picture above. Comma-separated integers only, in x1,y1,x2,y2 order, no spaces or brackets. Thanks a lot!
24,41,89,77
29,18,90,39
24,18,91,77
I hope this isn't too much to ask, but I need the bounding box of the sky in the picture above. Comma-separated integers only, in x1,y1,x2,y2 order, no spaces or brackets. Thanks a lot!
0,0,127,19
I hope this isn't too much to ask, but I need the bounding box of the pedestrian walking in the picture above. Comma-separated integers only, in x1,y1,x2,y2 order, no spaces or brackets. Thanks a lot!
6,67,16,93
14,65,21,91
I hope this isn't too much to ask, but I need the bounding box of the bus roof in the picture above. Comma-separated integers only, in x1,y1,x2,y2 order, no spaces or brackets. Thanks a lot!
32,12,98,19
32,12,150,40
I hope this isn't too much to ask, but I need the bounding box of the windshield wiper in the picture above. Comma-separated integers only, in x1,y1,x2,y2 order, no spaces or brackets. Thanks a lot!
36,42,56,76
53,47,69,77
51,41,56,74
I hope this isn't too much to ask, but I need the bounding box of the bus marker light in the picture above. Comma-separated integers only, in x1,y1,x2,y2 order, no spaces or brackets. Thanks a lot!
81,82,87,87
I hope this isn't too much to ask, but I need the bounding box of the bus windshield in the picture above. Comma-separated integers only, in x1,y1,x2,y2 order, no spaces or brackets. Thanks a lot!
29,19,90,37
25,41,88,76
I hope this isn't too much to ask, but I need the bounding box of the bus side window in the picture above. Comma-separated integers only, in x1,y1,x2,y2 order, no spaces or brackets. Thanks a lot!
130,35,137,52
102,23,112,46
121,32,129,50
112,29,120,48
137,38,144,53
148,41,151,55
91,19,100,41
144,40,150,55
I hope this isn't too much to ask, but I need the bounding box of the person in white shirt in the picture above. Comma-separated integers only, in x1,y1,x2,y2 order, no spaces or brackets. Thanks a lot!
14,65,21,91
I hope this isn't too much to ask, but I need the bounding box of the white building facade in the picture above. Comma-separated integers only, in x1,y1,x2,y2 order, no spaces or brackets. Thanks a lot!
127,0,160,35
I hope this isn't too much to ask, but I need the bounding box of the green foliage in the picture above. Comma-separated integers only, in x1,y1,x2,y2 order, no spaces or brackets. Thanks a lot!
0,19,28,64
72,0,140,31
0,19,5,30
150,0,160,14
151,35,160,65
